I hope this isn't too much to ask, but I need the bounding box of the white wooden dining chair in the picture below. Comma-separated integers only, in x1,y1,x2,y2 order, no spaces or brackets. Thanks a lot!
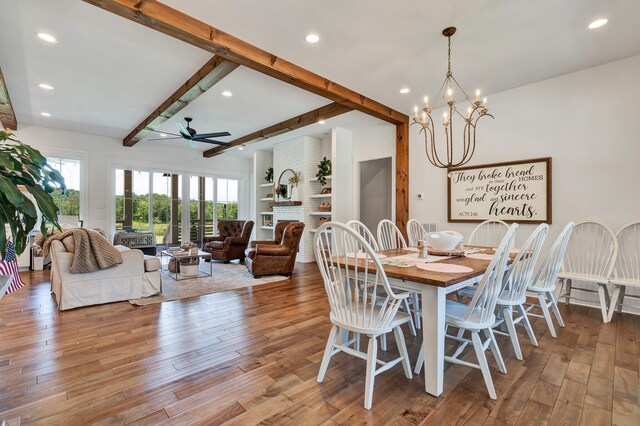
314,221,413,410
526,222,575,337
346,220,380,251
468,219,510,248
607,222,640,322
493,224,549,360
377,219,421,330
346,220,417,340
407,219,429,247
377,219,408,251
415,224,518,399
558,221,617,323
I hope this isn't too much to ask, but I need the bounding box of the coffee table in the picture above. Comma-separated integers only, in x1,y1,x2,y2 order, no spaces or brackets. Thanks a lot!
160,249,212,281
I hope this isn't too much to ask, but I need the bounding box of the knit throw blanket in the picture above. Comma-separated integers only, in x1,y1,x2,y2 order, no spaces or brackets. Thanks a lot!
43,228,123,274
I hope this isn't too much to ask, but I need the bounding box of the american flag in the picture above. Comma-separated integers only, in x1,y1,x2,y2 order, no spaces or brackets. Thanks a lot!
0,241,25,294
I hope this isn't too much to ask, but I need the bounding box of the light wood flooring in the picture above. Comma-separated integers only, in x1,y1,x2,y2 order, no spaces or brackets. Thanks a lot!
0,263,639,425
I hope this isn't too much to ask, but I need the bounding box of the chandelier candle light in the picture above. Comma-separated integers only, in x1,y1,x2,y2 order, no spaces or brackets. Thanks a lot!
413,27,493,169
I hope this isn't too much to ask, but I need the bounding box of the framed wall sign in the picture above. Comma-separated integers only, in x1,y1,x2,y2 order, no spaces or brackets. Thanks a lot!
447,157,552,224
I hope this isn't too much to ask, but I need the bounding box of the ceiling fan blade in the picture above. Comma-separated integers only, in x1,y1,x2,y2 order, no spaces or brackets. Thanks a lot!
193,138,231,146
186,139,197,148
176,121,191,139
146,129,181,137
193,131,231,139
148,137,183,141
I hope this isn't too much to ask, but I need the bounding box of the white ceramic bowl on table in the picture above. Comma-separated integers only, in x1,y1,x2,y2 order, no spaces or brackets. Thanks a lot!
426,231,463,251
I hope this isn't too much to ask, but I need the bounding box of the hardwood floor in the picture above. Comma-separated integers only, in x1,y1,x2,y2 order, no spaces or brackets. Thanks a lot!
0,263,638,425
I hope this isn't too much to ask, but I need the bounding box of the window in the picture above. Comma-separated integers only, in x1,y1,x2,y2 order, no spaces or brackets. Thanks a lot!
217,178,239,221
48,157,81,226
189,176,215,245
115,169,149,232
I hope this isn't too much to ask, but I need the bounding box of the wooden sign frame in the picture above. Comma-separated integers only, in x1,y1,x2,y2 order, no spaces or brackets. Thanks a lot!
447,157,552,224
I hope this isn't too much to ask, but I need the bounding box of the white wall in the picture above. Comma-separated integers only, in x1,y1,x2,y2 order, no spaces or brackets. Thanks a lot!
409,54,640,310
14,124,251,238
410,54,640,244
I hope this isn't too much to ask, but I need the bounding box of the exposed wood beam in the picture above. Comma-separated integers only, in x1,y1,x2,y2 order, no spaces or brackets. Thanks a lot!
395,123,409,237
203,102,351,158
123,55,238,147
83,0,408,126
0,67,17,130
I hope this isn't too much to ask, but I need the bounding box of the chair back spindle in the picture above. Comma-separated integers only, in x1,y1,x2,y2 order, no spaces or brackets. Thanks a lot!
614,222,640,284
531,222,575,290
346,220,380,251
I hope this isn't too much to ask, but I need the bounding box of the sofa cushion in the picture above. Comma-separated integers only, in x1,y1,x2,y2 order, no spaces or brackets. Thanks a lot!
143,255,161,272
114,245,130,252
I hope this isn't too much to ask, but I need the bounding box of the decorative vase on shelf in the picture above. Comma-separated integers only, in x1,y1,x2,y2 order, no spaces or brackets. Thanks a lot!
290,186,299,201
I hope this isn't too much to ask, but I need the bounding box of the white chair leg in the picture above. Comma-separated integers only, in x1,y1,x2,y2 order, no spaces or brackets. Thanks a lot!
502,306,522,361
596,283,610,323
412,292,421,329
355,332,361,352
381,333,387,352
538,293,557,338
414,344,424,374
472,331,497,400
547,291,565,328
317,325,339,382
617,285,626,314
393,326,413,379
607,285,622,323
517,304,538,347
485,328,507,374
564,279,572,305
403,298,417,336
364,335,378,410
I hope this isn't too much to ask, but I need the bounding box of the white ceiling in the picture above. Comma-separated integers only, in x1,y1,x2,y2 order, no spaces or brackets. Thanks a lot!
2,0,640,156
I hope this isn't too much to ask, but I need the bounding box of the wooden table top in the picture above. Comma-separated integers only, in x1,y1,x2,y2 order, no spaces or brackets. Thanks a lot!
336,247,506,288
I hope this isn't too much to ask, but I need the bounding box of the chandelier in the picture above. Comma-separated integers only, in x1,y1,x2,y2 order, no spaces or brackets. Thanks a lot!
412,27,493,169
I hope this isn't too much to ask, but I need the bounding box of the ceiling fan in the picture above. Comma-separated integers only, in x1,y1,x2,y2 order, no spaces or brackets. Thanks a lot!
147,117,231,147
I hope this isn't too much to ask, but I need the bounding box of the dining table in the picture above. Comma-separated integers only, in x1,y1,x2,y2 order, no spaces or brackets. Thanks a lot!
338,246,504,397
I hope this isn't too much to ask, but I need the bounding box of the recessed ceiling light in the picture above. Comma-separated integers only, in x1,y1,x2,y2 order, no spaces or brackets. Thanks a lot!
222,90,233,97
159,133,167,137
588,18,608,29
37,32,57,43
305,33,320,44
400,88,410,94
318,119,326,124
38,83,55,90
40,112,51,117
238,146,244,150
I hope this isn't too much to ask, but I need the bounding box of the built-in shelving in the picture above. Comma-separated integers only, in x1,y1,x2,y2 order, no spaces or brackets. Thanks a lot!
260,197,274,201
309,194,332,199
260,226,274,230
260,212,273,215
310,211,332,216
308,175,332,183
259,182,274,188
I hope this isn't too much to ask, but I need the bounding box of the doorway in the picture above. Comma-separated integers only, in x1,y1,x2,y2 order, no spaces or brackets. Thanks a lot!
359,157,392,232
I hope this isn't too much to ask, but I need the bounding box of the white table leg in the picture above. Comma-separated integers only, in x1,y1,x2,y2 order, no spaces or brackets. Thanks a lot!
422,285,445,396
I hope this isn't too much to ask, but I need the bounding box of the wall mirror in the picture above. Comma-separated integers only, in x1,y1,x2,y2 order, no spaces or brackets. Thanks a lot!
276,168,296,200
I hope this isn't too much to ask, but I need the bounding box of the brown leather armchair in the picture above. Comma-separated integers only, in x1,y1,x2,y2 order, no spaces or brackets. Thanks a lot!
203,220,254,263
245,222,305,278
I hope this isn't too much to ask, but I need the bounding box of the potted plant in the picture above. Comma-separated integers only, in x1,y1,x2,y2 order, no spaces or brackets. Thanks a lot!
316,157,332,186
0,129,66,258
265,166,274,183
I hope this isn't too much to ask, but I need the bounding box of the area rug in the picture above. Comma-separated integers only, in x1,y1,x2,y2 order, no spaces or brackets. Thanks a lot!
129,261,288,306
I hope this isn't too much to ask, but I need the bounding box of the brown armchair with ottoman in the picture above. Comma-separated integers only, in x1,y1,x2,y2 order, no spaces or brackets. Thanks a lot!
245,222,305,278
203,220,254,263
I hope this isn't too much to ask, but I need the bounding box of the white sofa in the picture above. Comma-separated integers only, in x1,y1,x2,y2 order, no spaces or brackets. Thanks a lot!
50,240,161,310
